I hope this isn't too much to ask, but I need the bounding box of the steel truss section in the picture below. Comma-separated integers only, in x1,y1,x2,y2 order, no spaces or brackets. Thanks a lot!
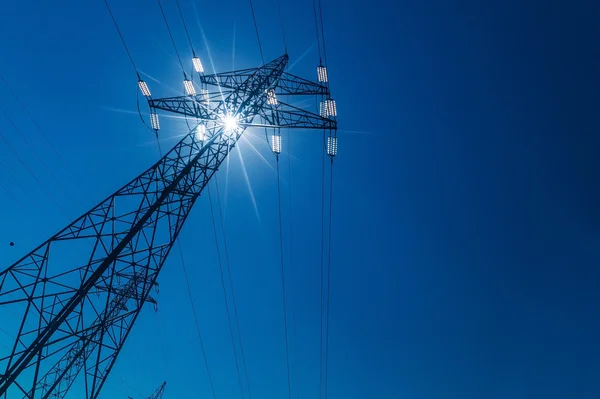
200,70,329,96
0,55,288,399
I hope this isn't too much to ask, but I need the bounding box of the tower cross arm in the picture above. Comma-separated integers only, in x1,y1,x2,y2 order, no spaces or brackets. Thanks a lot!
200,70,327,96
274,72,329,96
248,101,337,130
148,96,217,120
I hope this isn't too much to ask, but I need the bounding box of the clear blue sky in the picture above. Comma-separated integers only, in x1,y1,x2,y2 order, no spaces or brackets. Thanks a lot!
1,0,600,398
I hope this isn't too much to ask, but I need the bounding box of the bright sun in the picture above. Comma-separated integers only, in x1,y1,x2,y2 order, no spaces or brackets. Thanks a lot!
222,114,239,133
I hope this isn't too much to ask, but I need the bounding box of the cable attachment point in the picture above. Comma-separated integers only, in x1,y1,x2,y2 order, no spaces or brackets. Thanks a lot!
193,57,205,74
272,133,282,155
150,112,160,132
317,65,328,83
138,80,152,98
326,135,337,157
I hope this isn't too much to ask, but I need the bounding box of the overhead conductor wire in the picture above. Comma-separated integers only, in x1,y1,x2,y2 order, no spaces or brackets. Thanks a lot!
275,153,292,399
318,0,335,395
312,0,334,397
324,155,334,399
177,240,217,399
0,105,77,210
103,0,156,137
207,182,246,399
276,0,288,54
311,0,323,63
247,0,265,63
0,73,83,190
215,178,253,399
103,0,139,76
175,0,196,57
286,128,301,399
154,2,217,397
157,0,187,76
103,0,203,384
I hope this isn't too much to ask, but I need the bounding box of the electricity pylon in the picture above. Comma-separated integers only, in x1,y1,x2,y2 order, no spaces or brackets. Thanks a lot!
0,54,336,399
128,382,166,399
145,382,166,399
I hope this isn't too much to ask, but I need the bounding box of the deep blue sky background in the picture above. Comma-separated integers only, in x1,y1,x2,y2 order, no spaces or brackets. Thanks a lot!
1,0,600,398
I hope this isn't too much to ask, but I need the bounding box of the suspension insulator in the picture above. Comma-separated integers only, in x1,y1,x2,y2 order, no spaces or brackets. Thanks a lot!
192,57,204,73
201,89,210,104
317,65,328,83
327,136,337,157
272,133,282,155
138,80,152,97
184,79,196,96
320,99,337,118
150,112,160,131
266,89,278,105
195,124,207,142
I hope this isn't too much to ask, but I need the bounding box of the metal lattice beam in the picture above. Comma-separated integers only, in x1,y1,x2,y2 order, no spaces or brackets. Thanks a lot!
0,55,290,399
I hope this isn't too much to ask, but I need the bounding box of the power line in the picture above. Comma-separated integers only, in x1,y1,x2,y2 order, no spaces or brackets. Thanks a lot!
214,177,253,399
247,0,265,63
176,240,217,399
207,183,246,399
286,129,301,399
318,131,326,399
136,86,159,136
175,0,196,57
0,168,22,209
324,160,334,399
103,0,157,139
0,104,78,208
276,0,288,54
276,158,292,399
0,126,70,217
317,0,329,68
157,0,187,77
0,74,76,181
311,0,322,63
103,0,140,78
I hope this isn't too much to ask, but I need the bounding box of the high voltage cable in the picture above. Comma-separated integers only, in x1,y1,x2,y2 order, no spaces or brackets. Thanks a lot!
276,158,292,399
207,183,246,399
311,0,322,63
276,0,288,54
0,73,79,187
103,0,140,78
0,105,78,208
103,0,158,139
136,86,159,136
317,0,329,68
318,131,326,399
247,0,265,63
286,129,301,399
0,163,23,209
324,160,334,399
314,0,333,395
0,127,70,218
176,240,217,399
157,0,187,77
214,177,253,399
175,0,196,57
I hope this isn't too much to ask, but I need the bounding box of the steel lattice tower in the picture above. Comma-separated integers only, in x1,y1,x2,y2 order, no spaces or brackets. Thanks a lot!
0,54,336,399
129,382,166,399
